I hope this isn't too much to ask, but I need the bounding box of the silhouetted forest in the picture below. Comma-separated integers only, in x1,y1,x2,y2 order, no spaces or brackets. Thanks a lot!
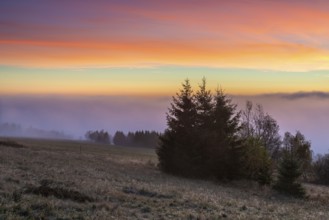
84,129,160,148
113,130,160,148
157,78,323,198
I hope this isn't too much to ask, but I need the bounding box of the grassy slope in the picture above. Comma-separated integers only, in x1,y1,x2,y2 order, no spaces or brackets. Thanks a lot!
0,137,328,219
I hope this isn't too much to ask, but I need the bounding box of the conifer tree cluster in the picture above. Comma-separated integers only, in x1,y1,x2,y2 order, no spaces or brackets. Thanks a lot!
157,78,241,179
157,78,314,198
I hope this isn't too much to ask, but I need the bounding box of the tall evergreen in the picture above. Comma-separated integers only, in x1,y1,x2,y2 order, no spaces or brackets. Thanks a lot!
195,77,213,129
157,79,198,176
210,89,241,179
193,78,214,177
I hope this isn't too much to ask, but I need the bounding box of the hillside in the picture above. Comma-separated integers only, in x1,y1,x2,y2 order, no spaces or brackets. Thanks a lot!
0,138,328,219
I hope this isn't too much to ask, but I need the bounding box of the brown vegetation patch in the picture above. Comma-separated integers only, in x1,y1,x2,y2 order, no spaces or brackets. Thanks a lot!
0,140,26,148
24,181,94,203
4,177,20,184
122,186,174,199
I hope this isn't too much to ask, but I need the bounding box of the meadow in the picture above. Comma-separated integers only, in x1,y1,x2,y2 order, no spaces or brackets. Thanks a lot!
0,138,329,219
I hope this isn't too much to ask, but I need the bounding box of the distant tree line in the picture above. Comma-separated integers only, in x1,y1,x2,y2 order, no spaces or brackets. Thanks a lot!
84,129,160,148
85,130,110,143
157,78,317,198
113,130,160,148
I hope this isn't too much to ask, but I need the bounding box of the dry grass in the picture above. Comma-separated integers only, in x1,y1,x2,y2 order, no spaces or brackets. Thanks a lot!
0,137,329,219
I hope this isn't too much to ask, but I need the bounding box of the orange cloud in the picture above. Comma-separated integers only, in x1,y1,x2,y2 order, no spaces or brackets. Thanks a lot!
1,1,329,70
1,38,327,71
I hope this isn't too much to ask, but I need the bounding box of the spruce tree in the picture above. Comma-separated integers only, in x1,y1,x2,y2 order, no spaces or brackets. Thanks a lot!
157,79,198,176
274,152,305,198
193,77,214,177
195,77,213,129
210,89,241,179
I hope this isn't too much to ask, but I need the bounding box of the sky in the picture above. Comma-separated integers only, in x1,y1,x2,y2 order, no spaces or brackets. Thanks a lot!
0,0,329,153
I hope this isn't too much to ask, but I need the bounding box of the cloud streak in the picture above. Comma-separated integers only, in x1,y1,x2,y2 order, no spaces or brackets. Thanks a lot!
1,1,329,70
261,92,329,100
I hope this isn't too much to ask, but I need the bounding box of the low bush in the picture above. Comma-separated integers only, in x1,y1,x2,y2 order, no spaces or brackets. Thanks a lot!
313,154,329,185
25,180,94,203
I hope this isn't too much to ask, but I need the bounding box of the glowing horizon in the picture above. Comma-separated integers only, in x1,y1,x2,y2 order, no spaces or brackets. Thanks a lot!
1,66,329,96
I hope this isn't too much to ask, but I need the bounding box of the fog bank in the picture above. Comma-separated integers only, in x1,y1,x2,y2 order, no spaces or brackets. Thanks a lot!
0,93,328,154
